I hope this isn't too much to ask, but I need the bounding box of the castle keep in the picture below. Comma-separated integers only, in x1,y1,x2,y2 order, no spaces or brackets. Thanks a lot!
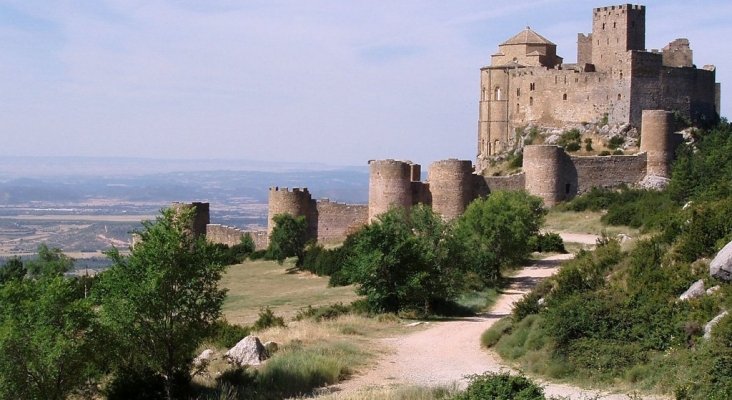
477,4,719,169
196,4,720,248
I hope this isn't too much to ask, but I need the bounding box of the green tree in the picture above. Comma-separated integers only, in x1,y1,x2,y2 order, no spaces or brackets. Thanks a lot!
96,207,227,399
342,205,461,314
0,257,26,284
25,243,74,277
267,214,308,266
0,276,101,400
454,191,545,283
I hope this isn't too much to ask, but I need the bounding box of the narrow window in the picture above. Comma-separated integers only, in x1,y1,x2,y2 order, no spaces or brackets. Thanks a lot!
529,97,534,106
516,88,520,97
613,22,617,28
565,183,571,194
530,83,536,91
619,71,623,79
618,93,622,100
516,103,520,111
602,23,605,30
555,76,558,84
494,87,502,101
563,93,568,101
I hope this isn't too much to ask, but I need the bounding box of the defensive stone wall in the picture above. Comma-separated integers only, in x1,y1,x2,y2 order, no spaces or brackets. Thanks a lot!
481,172,526,194
206,224,268,250
570,153,647,194
314,200,368,244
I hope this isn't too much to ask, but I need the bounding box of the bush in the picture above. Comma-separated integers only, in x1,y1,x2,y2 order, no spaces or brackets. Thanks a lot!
252,307,286,331
599,150,612,156
557,129,581,151
454,372,545,400
294,303,351,322
532,232,566,253
208,320,252,348
584,137,593,151
607,136,625,149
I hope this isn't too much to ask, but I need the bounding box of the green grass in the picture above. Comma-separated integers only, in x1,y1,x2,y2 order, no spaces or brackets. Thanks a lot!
220,258,360,325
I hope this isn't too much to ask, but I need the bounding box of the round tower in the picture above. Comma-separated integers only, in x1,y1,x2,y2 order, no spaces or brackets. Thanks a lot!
170,201,210,238
523,145,564,207
368,160,414,222
428,159,475,220
640,110,674,178
267,187,313,235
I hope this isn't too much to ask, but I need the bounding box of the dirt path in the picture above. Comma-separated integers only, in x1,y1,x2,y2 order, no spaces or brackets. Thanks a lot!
325,251,664,399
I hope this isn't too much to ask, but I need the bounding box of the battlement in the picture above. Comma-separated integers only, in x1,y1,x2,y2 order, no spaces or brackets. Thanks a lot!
269,186,310,195
594,4,644,12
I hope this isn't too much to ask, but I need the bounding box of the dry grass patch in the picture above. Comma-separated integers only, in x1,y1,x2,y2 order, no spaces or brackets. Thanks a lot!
544,209,640,237
221,259,360,325
314,385,458,400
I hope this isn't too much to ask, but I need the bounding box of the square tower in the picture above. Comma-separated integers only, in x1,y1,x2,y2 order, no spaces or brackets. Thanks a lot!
591,4,645,71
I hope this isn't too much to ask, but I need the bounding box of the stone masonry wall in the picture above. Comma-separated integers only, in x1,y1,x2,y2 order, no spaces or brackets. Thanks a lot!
570,153,647,194
206,224,268,251
482,172,526,194
314,200,368,244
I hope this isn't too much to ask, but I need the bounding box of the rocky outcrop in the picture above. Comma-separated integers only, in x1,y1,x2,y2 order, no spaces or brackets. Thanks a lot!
225,336,268,366
679,279,705,301
710,240,732,282
704,311,729,340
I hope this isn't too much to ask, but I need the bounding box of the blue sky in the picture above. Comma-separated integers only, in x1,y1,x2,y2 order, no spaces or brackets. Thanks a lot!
1,1,729,166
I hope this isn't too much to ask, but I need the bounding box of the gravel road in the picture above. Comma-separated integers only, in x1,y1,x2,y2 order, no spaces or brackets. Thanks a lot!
324,251,667,399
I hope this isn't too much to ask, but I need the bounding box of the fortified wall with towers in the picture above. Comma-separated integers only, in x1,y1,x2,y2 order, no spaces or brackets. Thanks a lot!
191,4,720,248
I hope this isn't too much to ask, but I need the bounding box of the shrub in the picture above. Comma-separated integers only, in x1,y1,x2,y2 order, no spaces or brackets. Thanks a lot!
565,142,581,152
454,372,545,400
208,320,252,348
584,137,593,151
252,307,285,331
612,149,624,155
607,136,625,150
599,150,612,156
557,129,581,151
294,303,351,322
532,232,566,253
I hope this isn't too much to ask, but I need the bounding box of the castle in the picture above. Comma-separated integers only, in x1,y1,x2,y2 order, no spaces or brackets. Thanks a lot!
477,4,719,170
190,4,720,249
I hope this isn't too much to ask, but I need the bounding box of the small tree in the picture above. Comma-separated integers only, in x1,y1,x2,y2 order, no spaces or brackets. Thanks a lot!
0,276,101,400
342,205,461,314
25,243,73,277
97,207,227,399
267,214,308,266
0,257,26,284
454,191,545,283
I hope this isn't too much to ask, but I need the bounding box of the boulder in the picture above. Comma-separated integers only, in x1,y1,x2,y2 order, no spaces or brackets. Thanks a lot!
225,336,268,366
679,279,705,301
706,285,721,295
193,349,215,368
710,240,732,282
638,175,670,191
545,134,560,145
704,311,729,340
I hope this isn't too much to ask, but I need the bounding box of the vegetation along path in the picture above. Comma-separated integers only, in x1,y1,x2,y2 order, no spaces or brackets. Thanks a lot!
327,242,667,399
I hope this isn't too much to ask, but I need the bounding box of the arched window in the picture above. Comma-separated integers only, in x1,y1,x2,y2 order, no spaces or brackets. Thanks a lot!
618,93,622,100
516,88,521,96
529,97,534,106
563,93,568,101
494,87,502,101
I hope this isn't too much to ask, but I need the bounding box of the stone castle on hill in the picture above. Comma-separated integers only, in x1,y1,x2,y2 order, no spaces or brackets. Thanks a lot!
183,4,721,250
477,4,719,170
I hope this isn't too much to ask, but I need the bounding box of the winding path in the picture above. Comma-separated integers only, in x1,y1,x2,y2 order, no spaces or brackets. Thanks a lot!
324,233,666,399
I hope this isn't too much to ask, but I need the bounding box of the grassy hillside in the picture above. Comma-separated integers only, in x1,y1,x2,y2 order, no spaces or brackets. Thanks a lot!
483,121,732,399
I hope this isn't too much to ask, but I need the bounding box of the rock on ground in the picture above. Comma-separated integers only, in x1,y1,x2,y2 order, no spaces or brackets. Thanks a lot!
225,336,268,366
638,175,670,191
679,279,705,301
710,240,732,282
193,349,215,368
704,311,730,340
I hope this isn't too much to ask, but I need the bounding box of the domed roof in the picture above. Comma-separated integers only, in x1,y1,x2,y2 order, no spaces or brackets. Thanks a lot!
501,27,555,46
